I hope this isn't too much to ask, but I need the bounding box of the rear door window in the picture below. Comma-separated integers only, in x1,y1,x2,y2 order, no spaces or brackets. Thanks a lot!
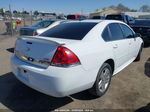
102,26,111,41
120,24,134,38
108,23,124,41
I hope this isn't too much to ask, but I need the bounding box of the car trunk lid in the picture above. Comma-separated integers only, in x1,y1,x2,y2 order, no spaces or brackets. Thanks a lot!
15,36,78,67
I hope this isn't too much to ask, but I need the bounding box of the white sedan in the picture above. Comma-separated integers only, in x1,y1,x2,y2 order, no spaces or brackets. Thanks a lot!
11,20,143,97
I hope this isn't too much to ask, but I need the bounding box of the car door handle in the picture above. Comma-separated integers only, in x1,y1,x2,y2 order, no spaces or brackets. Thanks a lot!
113,44,118,49
129,42,131,45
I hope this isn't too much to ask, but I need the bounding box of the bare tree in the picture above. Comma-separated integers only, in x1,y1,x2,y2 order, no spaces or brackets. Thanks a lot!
109,5,116,9
139,5,150,12
95,9,100,12
116,3,130,12
106,4,135,12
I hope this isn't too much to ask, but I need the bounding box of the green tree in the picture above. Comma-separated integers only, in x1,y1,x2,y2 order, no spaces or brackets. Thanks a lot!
130,9,137,12
0,8,5,16
22,11,29,15
34,10,39,16
13,10,18,14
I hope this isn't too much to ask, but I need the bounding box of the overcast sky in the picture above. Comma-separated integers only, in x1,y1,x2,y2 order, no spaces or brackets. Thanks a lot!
0,0,150,14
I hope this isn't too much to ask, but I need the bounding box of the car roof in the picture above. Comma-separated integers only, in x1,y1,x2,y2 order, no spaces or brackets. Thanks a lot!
106,13,126,16
67,14,85,16
69,19,126,24
39,19,66,22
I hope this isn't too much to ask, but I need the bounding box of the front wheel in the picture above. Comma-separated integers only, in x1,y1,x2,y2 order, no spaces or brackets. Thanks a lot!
89,63,112,97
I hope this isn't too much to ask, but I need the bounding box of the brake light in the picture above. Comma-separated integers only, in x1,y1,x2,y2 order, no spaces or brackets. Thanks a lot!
51,46,80,67
33,31,39,36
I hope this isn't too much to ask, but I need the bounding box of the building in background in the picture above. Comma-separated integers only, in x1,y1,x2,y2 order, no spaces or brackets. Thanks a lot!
90,7,150,19
89,8,121,18
124,12,150,19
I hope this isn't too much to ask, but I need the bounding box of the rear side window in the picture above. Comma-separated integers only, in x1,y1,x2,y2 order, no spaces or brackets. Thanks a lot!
102,26,111,41
40,22,97,40
120,24,134,38
78,16,86,20
32,20,54,28
106,15,123,20
92,16,101,19
108,23,124,41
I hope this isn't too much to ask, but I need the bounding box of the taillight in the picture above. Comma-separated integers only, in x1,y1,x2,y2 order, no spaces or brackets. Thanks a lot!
51,46,81,67
33,31,39,36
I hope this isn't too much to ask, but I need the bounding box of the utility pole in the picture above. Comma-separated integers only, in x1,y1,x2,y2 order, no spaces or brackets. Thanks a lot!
81,9,83,15
30,11,33,25
22,8,26,27
9,4,13,36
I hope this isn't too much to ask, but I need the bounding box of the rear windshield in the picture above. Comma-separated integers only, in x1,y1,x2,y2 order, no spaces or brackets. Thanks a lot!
106,15,123,20
67,15,75,19
40,22,97,40
92,16,101,19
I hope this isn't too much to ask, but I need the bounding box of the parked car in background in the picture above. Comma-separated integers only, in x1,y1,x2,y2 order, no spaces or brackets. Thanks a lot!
67,14,86,20
0,15,4,21
20,20,67,36
130,19,150,43
11,20,143,98
12,17,22,20
105,14,135,25
91,16,105,19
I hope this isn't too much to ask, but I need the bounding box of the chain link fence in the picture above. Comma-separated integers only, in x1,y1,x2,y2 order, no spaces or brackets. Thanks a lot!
0,11,65,40
0,11,89,40
0,14,39,38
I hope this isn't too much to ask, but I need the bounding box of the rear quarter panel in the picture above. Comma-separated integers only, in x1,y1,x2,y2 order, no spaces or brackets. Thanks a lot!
65,22,115,82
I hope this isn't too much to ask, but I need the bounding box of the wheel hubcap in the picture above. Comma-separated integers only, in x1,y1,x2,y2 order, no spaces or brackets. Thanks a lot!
98,68,111,93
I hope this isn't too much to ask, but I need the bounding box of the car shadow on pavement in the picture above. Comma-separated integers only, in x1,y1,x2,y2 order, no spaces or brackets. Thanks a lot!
144,43,150,48
135,103,150,112
71,90,98,100
0,72,73,112
0,32,8,35
144,58,150,78
6,48,14,53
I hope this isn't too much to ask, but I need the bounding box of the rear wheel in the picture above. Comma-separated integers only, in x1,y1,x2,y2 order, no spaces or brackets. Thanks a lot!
135,45,143,62
89,63,112,97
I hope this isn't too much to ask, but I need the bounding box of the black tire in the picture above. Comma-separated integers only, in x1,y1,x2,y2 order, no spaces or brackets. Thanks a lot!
89,63,112,97
135,45,143,62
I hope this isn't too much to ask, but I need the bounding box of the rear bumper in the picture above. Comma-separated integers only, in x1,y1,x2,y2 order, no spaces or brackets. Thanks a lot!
11,55,95,97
